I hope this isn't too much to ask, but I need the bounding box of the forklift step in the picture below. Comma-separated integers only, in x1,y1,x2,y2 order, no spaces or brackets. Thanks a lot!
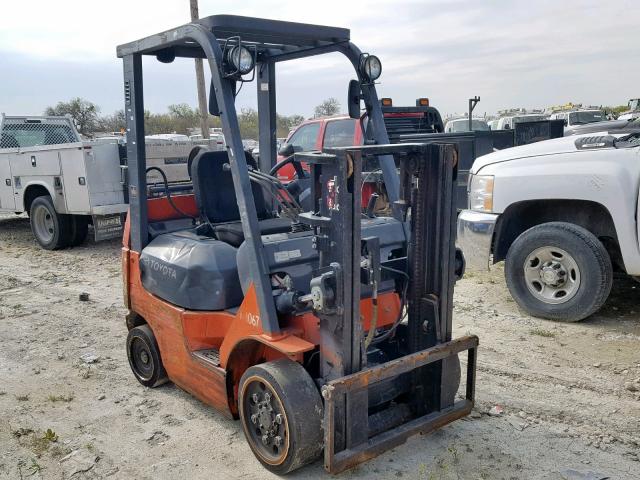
193,349,221,367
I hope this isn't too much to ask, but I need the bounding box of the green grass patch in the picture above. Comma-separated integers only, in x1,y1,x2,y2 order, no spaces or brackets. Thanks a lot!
529,328,556,338
47,394,74,403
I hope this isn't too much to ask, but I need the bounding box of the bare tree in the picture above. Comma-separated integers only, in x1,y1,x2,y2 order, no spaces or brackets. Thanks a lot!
313,98,341,118
277,113,305,137
96,103,303,138
99,110,126,133
45,98,100,135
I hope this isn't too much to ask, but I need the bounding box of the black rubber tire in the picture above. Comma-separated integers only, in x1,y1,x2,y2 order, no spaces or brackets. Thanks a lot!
69,216,89,247
441,355,461,407
238,359,323,474
126,324,168,388
29,195,72,250
505,222,612,322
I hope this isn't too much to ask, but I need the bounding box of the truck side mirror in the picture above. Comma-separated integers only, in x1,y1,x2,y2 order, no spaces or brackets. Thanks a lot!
278,143,295,157
348,80,361,119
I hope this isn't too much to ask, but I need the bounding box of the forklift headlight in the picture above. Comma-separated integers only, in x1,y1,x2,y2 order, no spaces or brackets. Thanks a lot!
360,55,382,82
226,45,255,75
468,174,494,213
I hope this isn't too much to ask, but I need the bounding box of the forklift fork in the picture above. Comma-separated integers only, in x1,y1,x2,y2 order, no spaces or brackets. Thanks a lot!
322,335,478,474
297,143,478,474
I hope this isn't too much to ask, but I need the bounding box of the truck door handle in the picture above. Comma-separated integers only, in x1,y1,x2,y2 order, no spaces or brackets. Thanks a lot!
120,165,128,185
31,155,37,167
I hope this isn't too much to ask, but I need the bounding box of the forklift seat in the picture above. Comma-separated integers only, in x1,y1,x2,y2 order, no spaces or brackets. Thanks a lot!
191,150,291,247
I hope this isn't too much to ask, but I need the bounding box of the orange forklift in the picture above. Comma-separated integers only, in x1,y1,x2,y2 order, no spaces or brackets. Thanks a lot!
118,15,478,474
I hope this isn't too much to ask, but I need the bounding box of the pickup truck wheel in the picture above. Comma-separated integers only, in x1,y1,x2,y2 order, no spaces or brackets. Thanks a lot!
29,195,72,250
505,222,612,322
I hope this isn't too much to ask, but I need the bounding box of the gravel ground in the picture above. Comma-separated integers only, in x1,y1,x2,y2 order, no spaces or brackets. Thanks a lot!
0,213,639,479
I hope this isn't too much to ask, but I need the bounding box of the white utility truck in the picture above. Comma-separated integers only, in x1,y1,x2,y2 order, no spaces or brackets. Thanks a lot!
457,131,640,322
549,109,607,135
0,115,128,249
496,113,548,130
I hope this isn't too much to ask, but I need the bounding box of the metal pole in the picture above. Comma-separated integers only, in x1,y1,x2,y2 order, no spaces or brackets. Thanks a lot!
190,0,210,139
468,96,480,132
257,62,277,173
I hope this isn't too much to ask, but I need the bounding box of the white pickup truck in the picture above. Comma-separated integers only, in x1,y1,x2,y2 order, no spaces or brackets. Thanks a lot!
457,131,640,322
0,115,127,249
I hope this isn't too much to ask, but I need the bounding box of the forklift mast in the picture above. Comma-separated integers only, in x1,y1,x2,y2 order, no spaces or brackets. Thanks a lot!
297,144,477,472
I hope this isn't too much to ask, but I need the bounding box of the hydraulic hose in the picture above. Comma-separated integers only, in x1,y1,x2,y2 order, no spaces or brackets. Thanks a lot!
364,283,379,350
145,166,197,221
370,265,410,346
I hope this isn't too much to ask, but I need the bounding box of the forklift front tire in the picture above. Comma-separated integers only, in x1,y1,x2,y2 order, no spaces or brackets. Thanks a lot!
238,359,323,474
126,325,168,388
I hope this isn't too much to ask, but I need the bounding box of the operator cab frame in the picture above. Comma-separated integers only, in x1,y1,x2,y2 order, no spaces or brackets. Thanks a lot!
117,14,398,335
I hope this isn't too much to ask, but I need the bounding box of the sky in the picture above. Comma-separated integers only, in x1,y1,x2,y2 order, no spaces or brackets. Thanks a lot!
0,0,639,119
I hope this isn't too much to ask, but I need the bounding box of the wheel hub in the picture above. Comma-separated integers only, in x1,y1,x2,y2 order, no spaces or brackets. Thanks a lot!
129,337,154,381
243,379,288,464
523,246,580,305
257,399,275,434
139,350,150,365
539,261,566,286
32,204,55,243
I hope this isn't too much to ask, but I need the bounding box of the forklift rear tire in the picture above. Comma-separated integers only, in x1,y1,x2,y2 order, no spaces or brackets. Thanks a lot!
69,216,89,246
29,195,72,250
126,325,168,388
238,359,323,474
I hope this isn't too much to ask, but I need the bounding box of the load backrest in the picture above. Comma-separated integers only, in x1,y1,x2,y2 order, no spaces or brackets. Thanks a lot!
191,150,270,224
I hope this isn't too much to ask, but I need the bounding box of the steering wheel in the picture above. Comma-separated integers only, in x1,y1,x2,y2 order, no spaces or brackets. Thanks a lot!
269,154,308,180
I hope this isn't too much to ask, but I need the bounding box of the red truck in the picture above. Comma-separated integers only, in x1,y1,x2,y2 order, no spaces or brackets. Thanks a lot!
276,98,444,210
274,115,364,181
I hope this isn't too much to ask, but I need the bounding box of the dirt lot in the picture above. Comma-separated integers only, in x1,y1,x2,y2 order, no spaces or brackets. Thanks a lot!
0,213,639,479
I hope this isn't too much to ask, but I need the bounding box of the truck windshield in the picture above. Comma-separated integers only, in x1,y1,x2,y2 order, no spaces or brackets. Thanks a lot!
569,111,605,125
513,115,546,124
448,119,489,132
0,123,77,148
322,119,357,148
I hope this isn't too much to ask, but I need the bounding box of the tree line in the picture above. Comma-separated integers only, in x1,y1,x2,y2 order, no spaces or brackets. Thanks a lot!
44,97,343,139
46,96,634,140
